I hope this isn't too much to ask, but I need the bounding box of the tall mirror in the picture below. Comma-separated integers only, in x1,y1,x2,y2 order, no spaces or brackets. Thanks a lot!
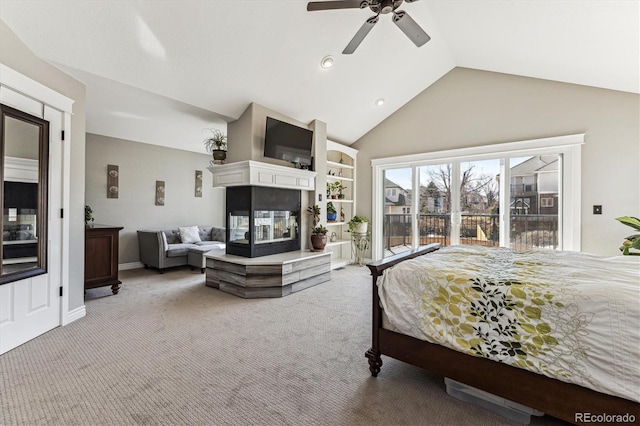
0,104,49,284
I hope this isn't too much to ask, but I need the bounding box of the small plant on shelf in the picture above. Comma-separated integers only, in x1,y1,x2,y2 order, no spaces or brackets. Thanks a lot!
327,202,337,222
335,182,347,199
326,181,339,199
85,205,94,225
203,128,227,164
348,215,369,233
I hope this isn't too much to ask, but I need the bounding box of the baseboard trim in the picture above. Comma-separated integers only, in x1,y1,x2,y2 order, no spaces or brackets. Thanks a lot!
63,305,86,326
119,262,144,271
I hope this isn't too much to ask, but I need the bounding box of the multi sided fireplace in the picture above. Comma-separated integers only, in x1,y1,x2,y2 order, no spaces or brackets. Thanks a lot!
225,186,301,258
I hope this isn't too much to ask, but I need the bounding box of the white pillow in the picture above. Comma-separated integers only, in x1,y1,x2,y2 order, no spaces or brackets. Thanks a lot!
179,226,201,244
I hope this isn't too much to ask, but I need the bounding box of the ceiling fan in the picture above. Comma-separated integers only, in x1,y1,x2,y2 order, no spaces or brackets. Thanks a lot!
307,0,431,54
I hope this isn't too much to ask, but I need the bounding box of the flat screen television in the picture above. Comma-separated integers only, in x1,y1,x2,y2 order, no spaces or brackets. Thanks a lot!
263,117,313,168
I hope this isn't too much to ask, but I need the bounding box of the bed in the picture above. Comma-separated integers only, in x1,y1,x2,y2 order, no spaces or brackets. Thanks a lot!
365,244,640,425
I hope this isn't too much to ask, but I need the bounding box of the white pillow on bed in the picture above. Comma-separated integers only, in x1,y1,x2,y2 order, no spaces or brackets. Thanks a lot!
179,226,201,244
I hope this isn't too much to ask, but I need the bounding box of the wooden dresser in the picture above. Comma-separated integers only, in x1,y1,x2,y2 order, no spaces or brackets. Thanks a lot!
84,224,123,294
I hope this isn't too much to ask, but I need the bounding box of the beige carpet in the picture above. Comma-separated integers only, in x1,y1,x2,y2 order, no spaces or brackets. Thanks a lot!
0,265,568,425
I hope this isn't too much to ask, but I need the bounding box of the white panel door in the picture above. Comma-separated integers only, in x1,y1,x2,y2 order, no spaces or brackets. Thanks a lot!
0,104,62,354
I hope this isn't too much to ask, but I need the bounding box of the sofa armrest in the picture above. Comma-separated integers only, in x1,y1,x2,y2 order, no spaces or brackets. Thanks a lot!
137,230,166,269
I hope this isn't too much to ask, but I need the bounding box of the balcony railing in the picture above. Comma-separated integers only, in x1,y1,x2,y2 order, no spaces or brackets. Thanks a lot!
510,183,537,193
384,213,558,255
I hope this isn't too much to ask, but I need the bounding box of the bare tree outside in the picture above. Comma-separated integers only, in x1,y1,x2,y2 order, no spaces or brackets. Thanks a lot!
421,164,499,214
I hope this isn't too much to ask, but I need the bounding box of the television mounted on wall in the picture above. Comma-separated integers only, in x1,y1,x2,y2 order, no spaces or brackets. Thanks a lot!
263,117,313,169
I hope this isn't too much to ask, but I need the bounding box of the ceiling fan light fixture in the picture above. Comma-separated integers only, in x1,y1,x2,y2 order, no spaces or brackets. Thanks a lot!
320,55,335,69
375,98,385,107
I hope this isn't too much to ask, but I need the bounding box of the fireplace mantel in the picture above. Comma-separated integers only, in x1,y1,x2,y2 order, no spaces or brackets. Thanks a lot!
208,160,316,191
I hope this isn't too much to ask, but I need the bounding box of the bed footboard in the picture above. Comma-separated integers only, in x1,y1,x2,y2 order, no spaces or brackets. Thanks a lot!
365,244,441,376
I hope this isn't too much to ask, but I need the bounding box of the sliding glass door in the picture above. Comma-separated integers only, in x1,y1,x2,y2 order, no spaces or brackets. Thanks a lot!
417,164,453,248
373,135,580,260
458,159,501,248
382,168,413,257
508,155,560,250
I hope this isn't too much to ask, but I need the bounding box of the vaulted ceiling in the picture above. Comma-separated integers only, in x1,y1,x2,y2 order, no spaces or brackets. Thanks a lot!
1,1,638,153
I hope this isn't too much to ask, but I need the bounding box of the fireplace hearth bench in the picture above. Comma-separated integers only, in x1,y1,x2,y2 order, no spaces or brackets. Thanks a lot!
205,250,331,298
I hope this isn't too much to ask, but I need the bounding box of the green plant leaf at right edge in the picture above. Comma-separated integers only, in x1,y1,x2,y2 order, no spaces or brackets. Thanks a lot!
616,216,640,231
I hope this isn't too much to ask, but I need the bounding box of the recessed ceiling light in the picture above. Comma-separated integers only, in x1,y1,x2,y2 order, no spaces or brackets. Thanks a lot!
375,98,385,107
320,55,334,69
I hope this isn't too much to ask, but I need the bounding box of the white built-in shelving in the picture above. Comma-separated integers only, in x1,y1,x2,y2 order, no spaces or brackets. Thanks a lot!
324,141,358,269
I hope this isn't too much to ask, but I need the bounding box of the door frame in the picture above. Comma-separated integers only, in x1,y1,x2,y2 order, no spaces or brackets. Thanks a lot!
0,64,74,334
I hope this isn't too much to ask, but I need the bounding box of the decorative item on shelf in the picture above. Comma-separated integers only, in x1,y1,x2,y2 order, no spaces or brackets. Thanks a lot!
340,207,345,223
348,215,369,234
615,216,640,255
107,164,119,199
307,204,321,227
85,205,94,225
203,128,227,164
310,224,328,252
195,170,203,197
330,231,337,242
327,202,337,221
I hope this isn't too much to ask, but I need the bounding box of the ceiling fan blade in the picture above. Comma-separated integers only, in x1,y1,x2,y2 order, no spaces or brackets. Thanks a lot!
307,1,367,11
342,15,379,54
392,10,431,47
404,0,420,3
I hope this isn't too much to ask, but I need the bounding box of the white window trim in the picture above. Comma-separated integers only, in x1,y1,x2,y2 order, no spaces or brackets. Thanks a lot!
371,134,583,260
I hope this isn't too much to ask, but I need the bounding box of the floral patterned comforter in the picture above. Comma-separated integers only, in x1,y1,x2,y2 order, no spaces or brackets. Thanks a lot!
378,245,640,402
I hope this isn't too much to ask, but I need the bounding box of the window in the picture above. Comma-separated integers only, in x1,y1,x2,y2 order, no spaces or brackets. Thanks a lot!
541,197,554,208
372,134,583,260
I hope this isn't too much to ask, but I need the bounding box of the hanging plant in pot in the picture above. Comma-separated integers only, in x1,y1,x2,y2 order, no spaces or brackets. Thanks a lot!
310,225,328,252
203,128,227,164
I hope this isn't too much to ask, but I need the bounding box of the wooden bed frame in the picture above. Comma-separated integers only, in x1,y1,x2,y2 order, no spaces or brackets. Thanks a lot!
365,244,639,425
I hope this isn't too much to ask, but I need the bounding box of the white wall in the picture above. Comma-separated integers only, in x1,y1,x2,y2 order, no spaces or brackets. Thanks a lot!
352,67,640,256
85,134,225,264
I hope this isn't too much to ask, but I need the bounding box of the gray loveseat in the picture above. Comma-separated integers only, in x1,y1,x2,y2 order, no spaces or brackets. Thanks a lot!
137,226,226,273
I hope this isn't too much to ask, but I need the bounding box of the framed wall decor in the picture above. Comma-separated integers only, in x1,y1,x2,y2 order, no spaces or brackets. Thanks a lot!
195,170,202,197
155,180,165,206
107,164,119,199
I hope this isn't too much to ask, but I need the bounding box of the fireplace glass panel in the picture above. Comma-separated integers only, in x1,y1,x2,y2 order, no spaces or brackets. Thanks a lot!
254,211,297,244
228,212,250,244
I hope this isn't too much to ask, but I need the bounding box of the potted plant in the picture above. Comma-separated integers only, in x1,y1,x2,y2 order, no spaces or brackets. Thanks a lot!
326,181,339,199
85,205,94,226
615,216,640,255
336,182,347,199
203,128,227,164
310,224,328,251
348,215,369,234
327,202,337,222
